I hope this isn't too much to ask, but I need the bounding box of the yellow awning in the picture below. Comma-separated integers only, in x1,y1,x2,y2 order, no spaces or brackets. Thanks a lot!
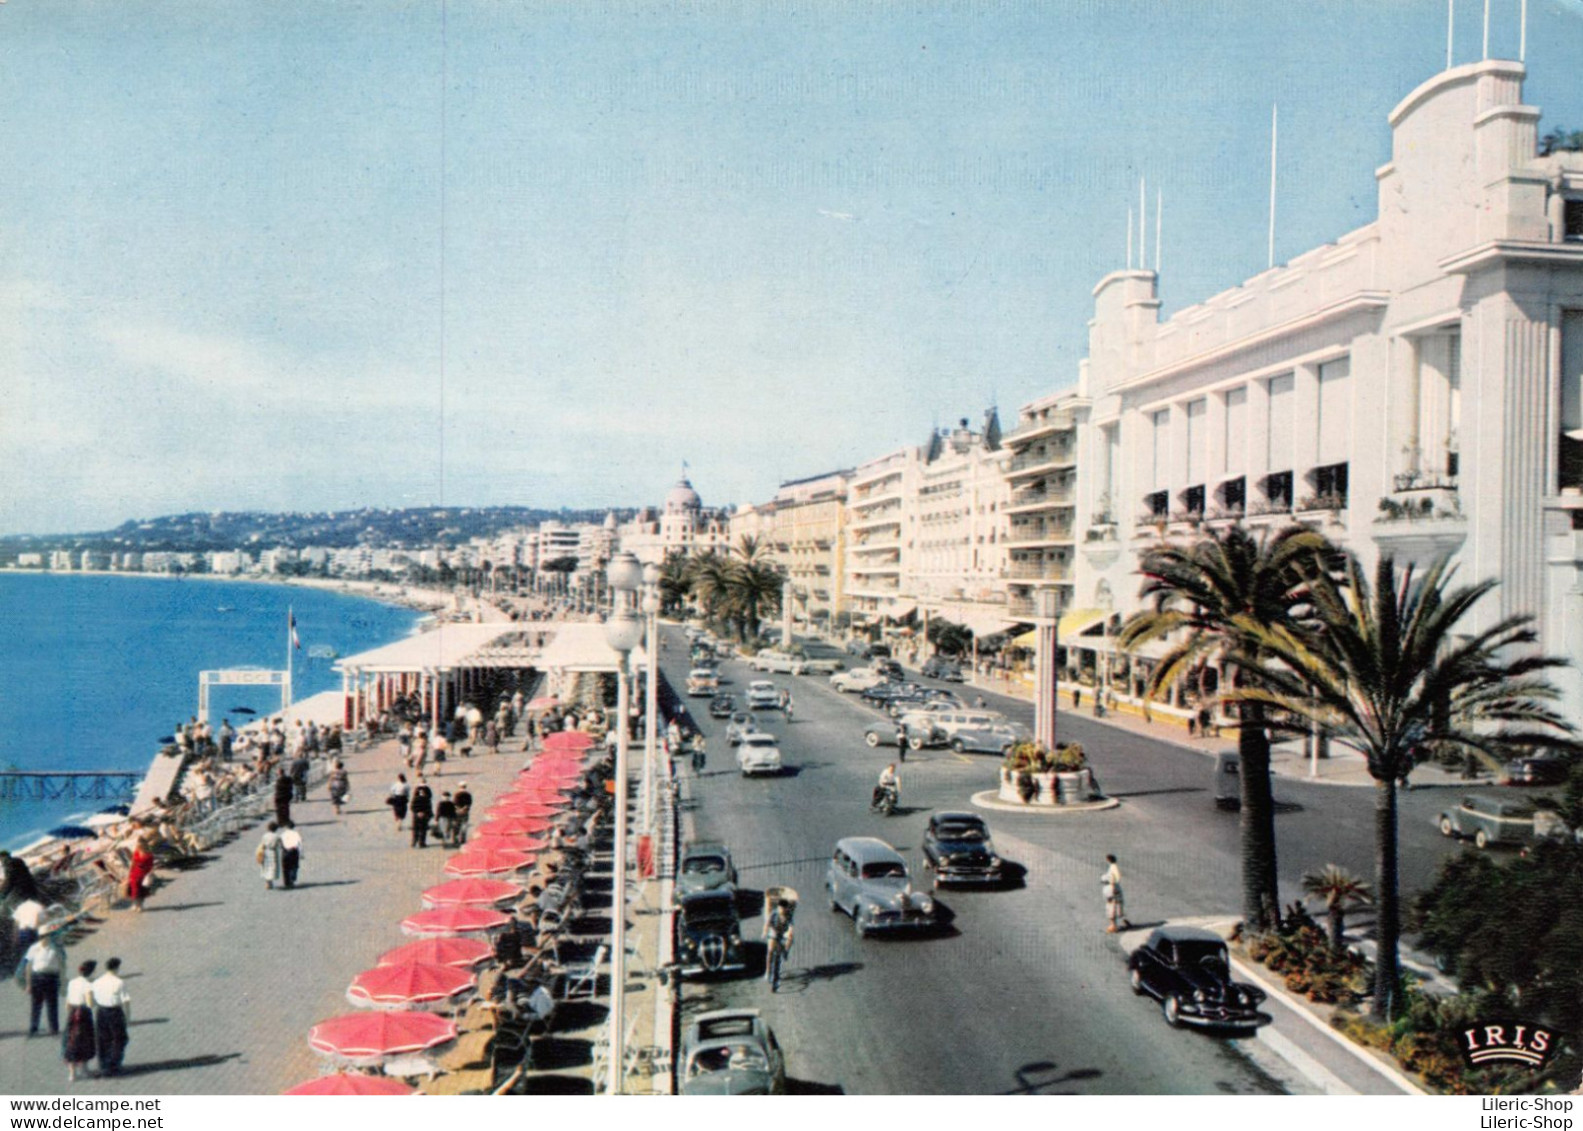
1008,608,1110,650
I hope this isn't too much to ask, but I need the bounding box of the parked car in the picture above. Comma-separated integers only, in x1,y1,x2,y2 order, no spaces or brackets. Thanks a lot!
676,890,747,974
1438,794,1538,848
825,837,937,937
798,656,845,675
736,732,784,777
725,713,758,746
874,658,903,680
746,680,781,709
678,840,739,896
1505,752,1570,786
708,694,736,719
859,681,922,709
862,719,945,750
750,649,807,675
1128,925,1267,1030
678,1010,788,1095
947,721,1030,755
687,668,720,697
830,667,889,693
921,656,965,682
1213,751,1241,810
921,812,1003,887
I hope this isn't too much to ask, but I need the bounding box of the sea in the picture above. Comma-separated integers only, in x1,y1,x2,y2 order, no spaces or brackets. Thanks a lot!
0,573,423,850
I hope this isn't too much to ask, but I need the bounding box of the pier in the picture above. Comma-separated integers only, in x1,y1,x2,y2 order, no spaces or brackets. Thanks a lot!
0,770,142,804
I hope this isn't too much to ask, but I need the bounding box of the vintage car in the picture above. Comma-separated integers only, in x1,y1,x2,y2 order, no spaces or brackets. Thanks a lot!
708,694,737,719
1128,925,1268,1030
862,719,945,750
921,656,965,682
947,721,1031,756
859,681,922,709
825,837,937,938
798,656,845,675
749,649,808,675
736,732,784,777
1505,752,1570,786
1438,794,1538,848
676,890,747,974
686,668,721,697
746,680,781,710
725,713,758,746
679,1009,788,1095
921,812,1004,887
677,840,739,897
830,667,889,693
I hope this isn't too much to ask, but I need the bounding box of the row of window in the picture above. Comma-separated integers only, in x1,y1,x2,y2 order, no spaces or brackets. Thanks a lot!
1142,463,1349,521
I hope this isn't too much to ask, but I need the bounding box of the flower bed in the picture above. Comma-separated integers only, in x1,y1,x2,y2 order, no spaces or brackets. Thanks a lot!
997,742,1096,806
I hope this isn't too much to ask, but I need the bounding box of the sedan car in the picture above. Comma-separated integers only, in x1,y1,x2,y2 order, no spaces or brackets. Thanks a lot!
921,656,965,682
948,721,1032,756
725,713,758,746
686,668,721,697
1505,752,1570,786
830,667,889,693
799,657,845,675
736,732,784,777
862,720,945,751
826,837,937,937
859,681,922,709
1127,925,1267,1030
678,840,739,897
679,1009,788,1095
746,680,781,710
1438,794,1538,848
922,812,1004,887
708,694,737,720
677,890,747,974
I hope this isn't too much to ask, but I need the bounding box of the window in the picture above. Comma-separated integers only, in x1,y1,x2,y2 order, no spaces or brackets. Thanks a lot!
1317,358,1351,465
1266,374,1294,470
1218,477,1246,514
1564,311,1583,491
1185,399,1208,486
1150,409,1171,491
1306,462,1349,510
1224,387,1248,475
1567,200,1583,243
1180,485,1206,516
1144,490,1169,519
1261,471,1293,512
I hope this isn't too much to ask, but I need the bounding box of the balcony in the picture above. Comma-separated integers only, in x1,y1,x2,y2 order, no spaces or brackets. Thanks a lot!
1002,415,1074,446
1007,594,1070,619
1006,522,1074,547
1005,484,1076,513
1004,560,1072,582
849,509,903,533
1372,486,1466,555
1006,446,1077,480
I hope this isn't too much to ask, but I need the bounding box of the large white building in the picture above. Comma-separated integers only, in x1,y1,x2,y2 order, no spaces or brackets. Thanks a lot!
617,474,731,566
1073,58,1583,715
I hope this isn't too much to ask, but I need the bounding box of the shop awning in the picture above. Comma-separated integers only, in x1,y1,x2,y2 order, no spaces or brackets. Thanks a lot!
881,599,917,620
928,604,1018,638
1007,608,1111,650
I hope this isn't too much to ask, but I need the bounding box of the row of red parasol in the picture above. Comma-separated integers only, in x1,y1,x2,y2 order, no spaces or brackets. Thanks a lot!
284,729,596,1094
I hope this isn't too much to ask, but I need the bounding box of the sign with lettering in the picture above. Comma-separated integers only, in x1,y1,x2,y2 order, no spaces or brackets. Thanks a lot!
1460,1019,1558,1069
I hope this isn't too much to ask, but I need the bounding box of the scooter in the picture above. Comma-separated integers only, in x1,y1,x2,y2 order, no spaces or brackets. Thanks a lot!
870,782,899,816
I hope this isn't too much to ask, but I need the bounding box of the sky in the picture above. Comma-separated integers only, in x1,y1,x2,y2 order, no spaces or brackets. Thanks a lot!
3,0,1582,536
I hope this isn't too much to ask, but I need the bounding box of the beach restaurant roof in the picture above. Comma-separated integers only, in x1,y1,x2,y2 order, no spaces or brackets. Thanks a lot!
533,621,647,673
334,620,642,677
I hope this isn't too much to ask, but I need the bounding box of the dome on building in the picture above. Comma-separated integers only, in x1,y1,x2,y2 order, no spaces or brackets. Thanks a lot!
665,477,702,513
603,510,618,530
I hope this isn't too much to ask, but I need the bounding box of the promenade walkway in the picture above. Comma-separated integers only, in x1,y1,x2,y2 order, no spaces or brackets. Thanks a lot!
0,732,529,1095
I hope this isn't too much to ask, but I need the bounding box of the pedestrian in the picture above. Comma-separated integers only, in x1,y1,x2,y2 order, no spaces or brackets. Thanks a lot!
397,722,414,765
1072,687,1082,710
21,923,66,1037
432,730,449,773
453,782,473,846
387,773,410,829
436,791,457,847
327,758,350,816
256,822,284,890
974,695,987,710
63,959,97,1083
895,722,908,763
218,720,235,762
126,834,155,912
484,719,500,756
10,896,45,974
91,958,129,1077
410,777,434,848
411,728,429,775
273,767,293,826
1102,854,1129,933
279,821,304,889
290,750,311,803
1197,706,1212,738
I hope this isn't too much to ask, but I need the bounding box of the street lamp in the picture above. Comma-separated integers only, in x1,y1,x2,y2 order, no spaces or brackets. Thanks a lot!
1034,588,1061,749
602,550,644,1096
641,561,661,830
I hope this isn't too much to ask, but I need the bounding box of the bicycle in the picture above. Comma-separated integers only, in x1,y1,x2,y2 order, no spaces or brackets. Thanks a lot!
765,932,790,993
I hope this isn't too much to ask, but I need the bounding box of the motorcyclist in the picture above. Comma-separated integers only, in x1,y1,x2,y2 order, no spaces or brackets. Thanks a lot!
872,763,900,809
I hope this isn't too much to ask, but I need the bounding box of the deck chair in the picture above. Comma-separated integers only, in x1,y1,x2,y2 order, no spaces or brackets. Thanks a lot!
559,943,607,1001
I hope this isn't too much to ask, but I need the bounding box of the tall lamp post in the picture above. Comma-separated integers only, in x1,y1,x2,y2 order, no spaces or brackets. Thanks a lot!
641,561,661,830
602,551,644,1096
1033,589,1061,750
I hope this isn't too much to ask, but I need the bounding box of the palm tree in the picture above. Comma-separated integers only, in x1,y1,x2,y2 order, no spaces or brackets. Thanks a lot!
1118,524,1335,932
733,534,769,565
730,560,784,640
1301,864,1372,949
1229,554,1578,1017
683,552,734,626
657,551,690,617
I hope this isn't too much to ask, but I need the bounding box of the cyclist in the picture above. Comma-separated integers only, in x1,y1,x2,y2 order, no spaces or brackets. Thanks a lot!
782,692,795,723
763,898,795,990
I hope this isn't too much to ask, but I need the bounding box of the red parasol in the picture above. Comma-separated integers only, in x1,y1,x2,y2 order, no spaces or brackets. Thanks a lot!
347,962,477,1009
526,696,559,712
421,878,524,908
484,803,560,819
472,818,552,838
283,1073,415,1096
376,938,492,969
443,847,535,877
400,906,510,937
307,1011,457,1064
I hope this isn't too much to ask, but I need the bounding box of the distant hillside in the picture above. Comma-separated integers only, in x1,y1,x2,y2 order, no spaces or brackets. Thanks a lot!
0,506,631,554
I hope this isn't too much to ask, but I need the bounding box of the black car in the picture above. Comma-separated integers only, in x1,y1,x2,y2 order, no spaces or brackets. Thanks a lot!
921,656,965,682
1127,926,1267,1030
860,681,922,708
921,812,1003,887
1505,752,1569,786
709,694,736,719
676,890,746,975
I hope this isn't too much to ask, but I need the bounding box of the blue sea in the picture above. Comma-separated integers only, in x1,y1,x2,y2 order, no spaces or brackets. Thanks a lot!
0,573,422,849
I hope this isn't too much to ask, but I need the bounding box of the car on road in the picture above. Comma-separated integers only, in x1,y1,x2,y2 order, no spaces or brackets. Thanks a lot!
825,837,938,938
947,721,1031,756
862,719,945,751
676,890,747,975
921,656,965,682
708,694,737,719
830,667,889,693
798,656,845,675
736,732,784,777
1437,794,1538,849
859,681,923,709
1128,925,1267,1030
678,1009,788,1095
747,680,781,709
1505,751,1570,786
678,840,739,897
874,658,903,680
750,649,808,675
921,812,1003,887
687,668,721,697
725,713,758,746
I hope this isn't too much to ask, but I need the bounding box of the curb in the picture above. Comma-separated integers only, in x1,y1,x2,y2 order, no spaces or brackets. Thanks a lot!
970,790,1120,815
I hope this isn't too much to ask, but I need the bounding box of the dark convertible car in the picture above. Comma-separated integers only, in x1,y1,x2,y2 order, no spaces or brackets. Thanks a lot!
709,694,736,719
1127,925,1267,1030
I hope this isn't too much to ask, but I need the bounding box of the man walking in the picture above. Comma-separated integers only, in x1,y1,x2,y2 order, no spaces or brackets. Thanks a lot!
21,923,66,1037
410,777,434,848
278,821,304,889
91,958,130,1076
452,783,473,846
435,792,457,847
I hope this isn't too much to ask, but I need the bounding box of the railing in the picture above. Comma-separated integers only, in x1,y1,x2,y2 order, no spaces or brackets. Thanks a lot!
1009,484,1075,508
1007,446,1076,475
1007,596,1070,619
1005,561,1072,581
1006,523,1074,545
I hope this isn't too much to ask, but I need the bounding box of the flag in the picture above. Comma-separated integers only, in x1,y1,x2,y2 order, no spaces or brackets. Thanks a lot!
290,610,301,651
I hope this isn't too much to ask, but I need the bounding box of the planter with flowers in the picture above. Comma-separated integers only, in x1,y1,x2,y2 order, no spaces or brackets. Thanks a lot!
997,742,1096,805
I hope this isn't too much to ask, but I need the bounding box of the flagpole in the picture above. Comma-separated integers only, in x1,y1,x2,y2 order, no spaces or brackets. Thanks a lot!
287,605,294,711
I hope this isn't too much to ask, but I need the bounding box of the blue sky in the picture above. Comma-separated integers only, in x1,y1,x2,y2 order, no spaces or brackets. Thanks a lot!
3,0,1582,535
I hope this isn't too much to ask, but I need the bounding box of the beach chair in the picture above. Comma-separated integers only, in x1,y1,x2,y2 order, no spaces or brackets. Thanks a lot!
558,943,607,1002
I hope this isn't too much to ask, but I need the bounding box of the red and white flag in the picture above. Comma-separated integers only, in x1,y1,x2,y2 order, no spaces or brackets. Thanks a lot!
289,610,301,650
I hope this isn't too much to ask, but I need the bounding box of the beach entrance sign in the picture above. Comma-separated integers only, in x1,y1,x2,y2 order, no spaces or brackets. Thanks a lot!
199,668,290,724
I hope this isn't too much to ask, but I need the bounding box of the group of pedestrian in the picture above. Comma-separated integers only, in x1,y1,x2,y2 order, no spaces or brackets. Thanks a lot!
19,927,130,1082
255,820,305,890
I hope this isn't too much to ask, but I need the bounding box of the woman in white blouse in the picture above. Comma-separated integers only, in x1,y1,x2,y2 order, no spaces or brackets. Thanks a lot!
63,959,97,1082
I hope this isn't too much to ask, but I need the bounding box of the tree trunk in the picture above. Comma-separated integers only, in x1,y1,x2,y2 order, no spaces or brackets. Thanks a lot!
1328,905,1345,949
1238,699,1281,931
1373,777,1402,1019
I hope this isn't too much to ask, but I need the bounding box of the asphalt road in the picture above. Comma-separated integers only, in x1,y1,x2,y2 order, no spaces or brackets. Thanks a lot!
663,631,1306,1095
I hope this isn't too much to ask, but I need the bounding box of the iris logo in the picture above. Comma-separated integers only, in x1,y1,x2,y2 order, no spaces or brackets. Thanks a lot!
1460,1021,1557,1068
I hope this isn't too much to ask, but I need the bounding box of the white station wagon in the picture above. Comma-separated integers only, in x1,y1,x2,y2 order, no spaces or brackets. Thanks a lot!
735,732,783,777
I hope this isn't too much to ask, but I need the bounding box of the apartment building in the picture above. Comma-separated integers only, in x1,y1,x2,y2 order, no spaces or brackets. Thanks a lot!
845,448,918,625
1001,393,1088,628
754,470,852,631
